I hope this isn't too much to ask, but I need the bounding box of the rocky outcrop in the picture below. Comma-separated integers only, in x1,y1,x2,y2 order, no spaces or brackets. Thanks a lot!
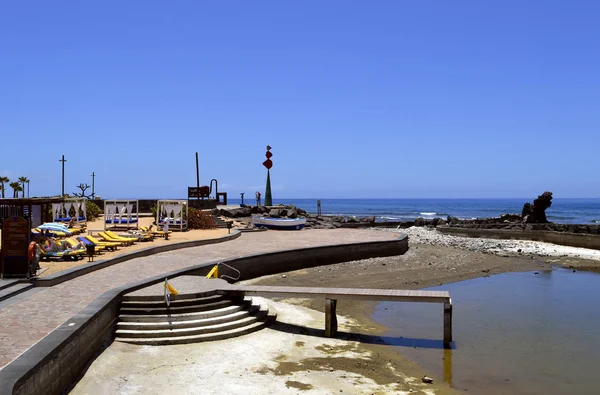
522,191,553,223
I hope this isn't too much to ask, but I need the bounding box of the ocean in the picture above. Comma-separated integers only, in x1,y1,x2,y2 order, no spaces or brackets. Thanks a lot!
229,198,600,224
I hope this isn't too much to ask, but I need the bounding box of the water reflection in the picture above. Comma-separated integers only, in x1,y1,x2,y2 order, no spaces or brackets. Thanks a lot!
373,268,600,395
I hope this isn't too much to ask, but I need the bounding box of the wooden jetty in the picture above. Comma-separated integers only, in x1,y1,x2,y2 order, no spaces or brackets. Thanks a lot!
221,285,453,347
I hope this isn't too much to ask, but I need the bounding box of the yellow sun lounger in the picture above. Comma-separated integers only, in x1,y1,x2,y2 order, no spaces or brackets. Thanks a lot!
83,235,119,251
140,226,171,237
67,238,106,253
98,232,134,246
105,231,139,243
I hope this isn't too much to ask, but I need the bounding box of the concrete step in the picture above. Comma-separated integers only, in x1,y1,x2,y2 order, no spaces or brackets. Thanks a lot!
118,301,252,322
0,279,21,291
120,298,238,315
116,305,261,331
121,294,232,309
114,313,276,345
0,283,35,302
122,290,218,302
115,308,269,339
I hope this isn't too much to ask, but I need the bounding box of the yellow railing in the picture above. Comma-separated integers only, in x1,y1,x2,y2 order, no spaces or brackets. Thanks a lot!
206,265,219,279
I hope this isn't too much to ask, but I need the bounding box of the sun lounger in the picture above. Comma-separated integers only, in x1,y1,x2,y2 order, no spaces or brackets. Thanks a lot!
40,248,85,261
80,235,119,251
140,226,171,238
98,232,134,246
105,231,139,243
67,238,105,254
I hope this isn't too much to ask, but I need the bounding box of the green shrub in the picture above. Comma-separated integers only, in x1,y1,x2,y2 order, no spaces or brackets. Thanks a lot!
85,200,101,219
188,207,217,229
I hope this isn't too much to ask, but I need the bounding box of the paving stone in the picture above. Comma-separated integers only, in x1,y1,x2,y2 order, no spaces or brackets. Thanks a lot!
0,229,397,369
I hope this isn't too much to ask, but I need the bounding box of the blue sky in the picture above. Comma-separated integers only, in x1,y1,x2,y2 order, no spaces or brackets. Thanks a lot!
1,1,598,199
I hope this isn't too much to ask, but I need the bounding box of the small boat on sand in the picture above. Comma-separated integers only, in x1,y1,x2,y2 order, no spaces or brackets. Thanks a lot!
251,216,306,230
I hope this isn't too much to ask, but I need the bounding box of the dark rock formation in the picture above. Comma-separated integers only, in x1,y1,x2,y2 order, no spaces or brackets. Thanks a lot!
522,192,553,223
414,217,425,226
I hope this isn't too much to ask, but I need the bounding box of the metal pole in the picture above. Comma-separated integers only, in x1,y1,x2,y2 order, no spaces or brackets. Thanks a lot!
195,152,200,189
27,181,30,198
59,155,67,196
91,172,95,198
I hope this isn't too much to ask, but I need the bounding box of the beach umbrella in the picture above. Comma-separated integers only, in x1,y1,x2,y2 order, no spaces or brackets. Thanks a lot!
38,223,72,235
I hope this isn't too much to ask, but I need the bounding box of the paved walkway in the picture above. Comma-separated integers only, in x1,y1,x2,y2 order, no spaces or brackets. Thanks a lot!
0,229,398,369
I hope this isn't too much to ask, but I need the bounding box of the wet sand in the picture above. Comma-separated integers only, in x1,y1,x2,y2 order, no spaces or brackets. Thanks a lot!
240,242,573,389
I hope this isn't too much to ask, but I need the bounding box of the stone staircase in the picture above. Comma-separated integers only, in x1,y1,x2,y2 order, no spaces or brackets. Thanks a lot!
213,216,230,229
114,290,275,345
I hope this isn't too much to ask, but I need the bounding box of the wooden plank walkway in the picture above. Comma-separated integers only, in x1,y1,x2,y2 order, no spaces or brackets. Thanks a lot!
221,285,453,347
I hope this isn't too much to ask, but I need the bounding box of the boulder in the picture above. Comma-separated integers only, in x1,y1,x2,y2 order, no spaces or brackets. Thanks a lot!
447,216,460,225
287,208,298,218
268,209,280,218
415,217,425,226
522,191,553,223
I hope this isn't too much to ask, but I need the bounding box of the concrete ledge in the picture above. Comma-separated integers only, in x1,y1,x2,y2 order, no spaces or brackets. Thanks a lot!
1,234,408,395
437,226,600,251
32,231,242,287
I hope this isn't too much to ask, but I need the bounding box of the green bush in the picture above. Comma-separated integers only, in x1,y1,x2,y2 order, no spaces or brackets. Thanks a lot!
85,200,101,219
188,207,217,229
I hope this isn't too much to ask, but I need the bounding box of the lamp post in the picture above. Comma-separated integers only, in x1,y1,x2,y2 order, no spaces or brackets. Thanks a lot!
59,155,67,196
27,180,30,197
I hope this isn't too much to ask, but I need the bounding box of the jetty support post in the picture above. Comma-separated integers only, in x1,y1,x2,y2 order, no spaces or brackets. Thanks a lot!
443,299,453,348
325,298,338,337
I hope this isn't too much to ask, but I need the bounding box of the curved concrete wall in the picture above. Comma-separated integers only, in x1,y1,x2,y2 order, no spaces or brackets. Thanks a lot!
437,226,600,251
2,234,408,395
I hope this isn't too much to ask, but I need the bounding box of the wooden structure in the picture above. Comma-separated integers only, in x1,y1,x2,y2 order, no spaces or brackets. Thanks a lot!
0,197,64,278
104,200,139,230
223,285,453,347
0,197,63,229
156,200,188,231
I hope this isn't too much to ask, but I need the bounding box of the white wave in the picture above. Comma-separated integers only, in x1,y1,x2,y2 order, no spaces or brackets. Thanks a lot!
420,212,437,216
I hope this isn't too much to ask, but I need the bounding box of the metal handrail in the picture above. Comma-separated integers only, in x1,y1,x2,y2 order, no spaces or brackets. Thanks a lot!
164,278,171,307
217,262,241,282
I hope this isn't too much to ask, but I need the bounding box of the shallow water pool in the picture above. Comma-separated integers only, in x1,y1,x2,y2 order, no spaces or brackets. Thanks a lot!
373,268,600,395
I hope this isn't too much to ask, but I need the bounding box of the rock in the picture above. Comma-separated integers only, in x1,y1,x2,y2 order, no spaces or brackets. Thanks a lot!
414,217,425,226
422,376,433,384
522,191,553,223
268,209,280,218
279,209,288,217
287,208,298,218
219,207,251,218
447,216,460,225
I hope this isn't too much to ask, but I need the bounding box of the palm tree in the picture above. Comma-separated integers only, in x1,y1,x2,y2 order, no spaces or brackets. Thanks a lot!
18,177,29,198
9,182,21,198
0,176,8,198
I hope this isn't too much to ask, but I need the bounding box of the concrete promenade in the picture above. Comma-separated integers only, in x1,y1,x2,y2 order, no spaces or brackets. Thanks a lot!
0,229,398,370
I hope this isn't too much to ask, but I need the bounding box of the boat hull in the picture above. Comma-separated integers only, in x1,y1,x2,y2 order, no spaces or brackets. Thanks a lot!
251,216,306,230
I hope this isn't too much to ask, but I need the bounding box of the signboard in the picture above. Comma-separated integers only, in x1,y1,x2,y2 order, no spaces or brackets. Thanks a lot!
1,216,30,277
188,186,210,199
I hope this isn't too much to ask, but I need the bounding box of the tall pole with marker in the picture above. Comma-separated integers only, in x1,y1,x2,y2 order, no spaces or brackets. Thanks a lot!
263,145,273,206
